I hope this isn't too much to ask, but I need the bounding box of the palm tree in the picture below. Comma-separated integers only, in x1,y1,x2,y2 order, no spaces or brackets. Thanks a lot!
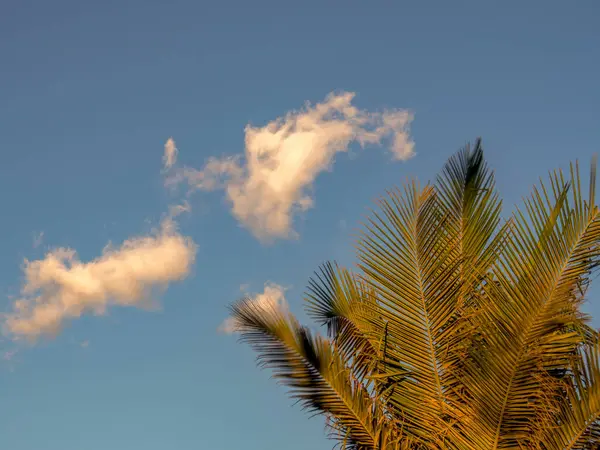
229,140,600,449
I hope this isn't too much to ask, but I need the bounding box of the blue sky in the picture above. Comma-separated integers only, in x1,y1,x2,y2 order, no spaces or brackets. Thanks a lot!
0,1,598,449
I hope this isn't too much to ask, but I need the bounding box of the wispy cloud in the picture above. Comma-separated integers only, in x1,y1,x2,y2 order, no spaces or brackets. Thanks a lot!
3,349,17,361
33,231,44,249
168,200,191,218
163,137,178,170
168,91,414,241
218,282,287,334
3,217,197,342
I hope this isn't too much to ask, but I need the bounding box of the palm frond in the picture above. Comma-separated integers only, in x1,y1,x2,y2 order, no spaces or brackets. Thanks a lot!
544,340,600,450
357,180,464,445
230,297,397,449
476,159,600,448
435,138,505,283
432,141,515,448
305,262,383,383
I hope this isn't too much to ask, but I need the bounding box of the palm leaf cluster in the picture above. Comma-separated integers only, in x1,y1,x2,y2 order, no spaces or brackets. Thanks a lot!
230,140,600,449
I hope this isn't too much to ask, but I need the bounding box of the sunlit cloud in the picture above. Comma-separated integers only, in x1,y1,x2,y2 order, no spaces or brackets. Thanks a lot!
163,137,178,170
168,91,414,241
3,217,197,342
218,282,287,334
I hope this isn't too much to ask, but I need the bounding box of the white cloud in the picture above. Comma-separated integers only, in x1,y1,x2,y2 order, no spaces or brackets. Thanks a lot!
163,137,178,170
218,282,287,334
3,218,197,342
169,91,414,241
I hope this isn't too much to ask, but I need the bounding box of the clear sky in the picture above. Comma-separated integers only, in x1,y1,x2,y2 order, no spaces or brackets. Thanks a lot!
0,1,598,449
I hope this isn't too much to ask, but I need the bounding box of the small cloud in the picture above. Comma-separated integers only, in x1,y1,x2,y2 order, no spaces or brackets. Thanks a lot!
163,137,178,170
218,282,288,334
80,340,90,348
168,91,414,242
167,201,191,219
3,218,197,342
33,231,44,249
239,283,250,293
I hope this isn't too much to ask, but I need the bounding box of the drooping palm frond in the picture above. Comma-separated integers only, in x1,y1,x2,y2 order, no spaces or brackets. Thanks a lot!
305,262,383,383
229,297,398,449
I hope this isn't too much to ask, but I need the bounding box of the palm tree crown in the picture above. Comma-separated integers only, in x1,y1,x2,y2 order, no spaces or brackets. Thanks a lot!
230,140,600,450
